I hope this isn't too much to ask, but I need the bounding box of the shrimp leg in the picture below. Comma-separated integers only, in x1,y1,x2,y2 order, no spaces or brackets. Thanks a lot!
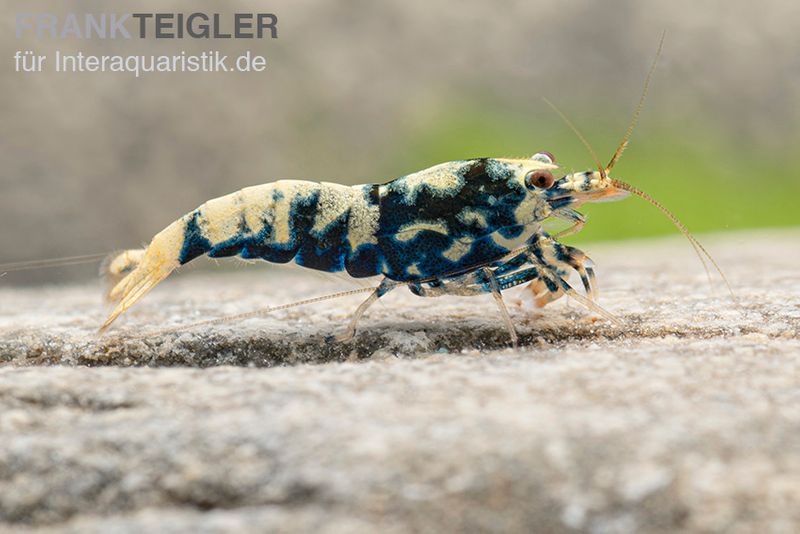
407,267,523,346
336,278,397,342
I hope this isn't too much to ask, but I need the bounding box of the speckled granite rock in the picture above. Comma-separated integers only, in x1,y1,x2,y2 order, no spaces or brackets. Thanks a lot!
0,231,799,532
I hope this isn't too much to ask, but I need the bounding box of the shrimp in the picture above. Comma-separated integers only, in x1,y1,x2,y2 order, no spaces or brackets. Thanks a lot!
99,158,573,343
99,144,728,345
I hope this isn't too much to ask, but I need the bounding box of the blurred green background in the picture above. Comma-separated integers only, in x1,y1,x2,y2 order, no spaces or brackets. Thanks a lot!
1,0,798,283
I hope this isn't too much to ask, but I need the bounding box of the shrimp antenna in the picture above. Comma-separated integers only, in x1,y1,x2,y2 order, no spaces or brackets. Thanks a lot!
607,30,665,172
0,252,109,274
610,179,736,301
126,286,381,339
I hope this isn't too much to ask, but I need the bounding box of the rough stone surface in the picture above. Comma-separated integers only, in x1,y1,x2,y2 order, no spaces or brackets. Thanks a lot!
0,231,798,532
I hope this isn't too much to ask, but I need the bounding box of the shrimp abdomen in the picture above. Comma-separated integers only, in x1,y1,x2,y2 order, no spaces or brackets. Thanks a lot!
101,180,384,330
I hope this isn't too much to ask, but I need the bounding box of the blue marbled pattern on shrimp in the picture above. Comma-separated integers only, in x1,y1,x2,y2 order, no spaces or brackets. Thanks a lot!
173,158,551,282
376,158,539,281
176,180,382,275
100,154,563,330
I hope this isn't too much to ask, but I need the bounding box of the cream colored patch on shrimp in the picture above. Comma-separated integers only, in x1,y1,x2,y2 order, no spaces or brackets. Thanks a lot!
310,182,380,250
270,181,318,245
406,263,422,277
394,221,449,242
494,158,557,171
457,208,488,228
491,224,540,252
346,185,379,249
310,182,355,237
441,240,470,262
513,194,549,226
196,191,246,245
237,184,276,235
399,161,465,203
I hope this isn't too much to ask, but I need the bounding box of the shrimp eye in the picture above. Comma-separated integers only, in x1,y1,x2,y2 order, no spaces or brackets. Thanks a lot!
525,169,555,189
531,151,556,164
